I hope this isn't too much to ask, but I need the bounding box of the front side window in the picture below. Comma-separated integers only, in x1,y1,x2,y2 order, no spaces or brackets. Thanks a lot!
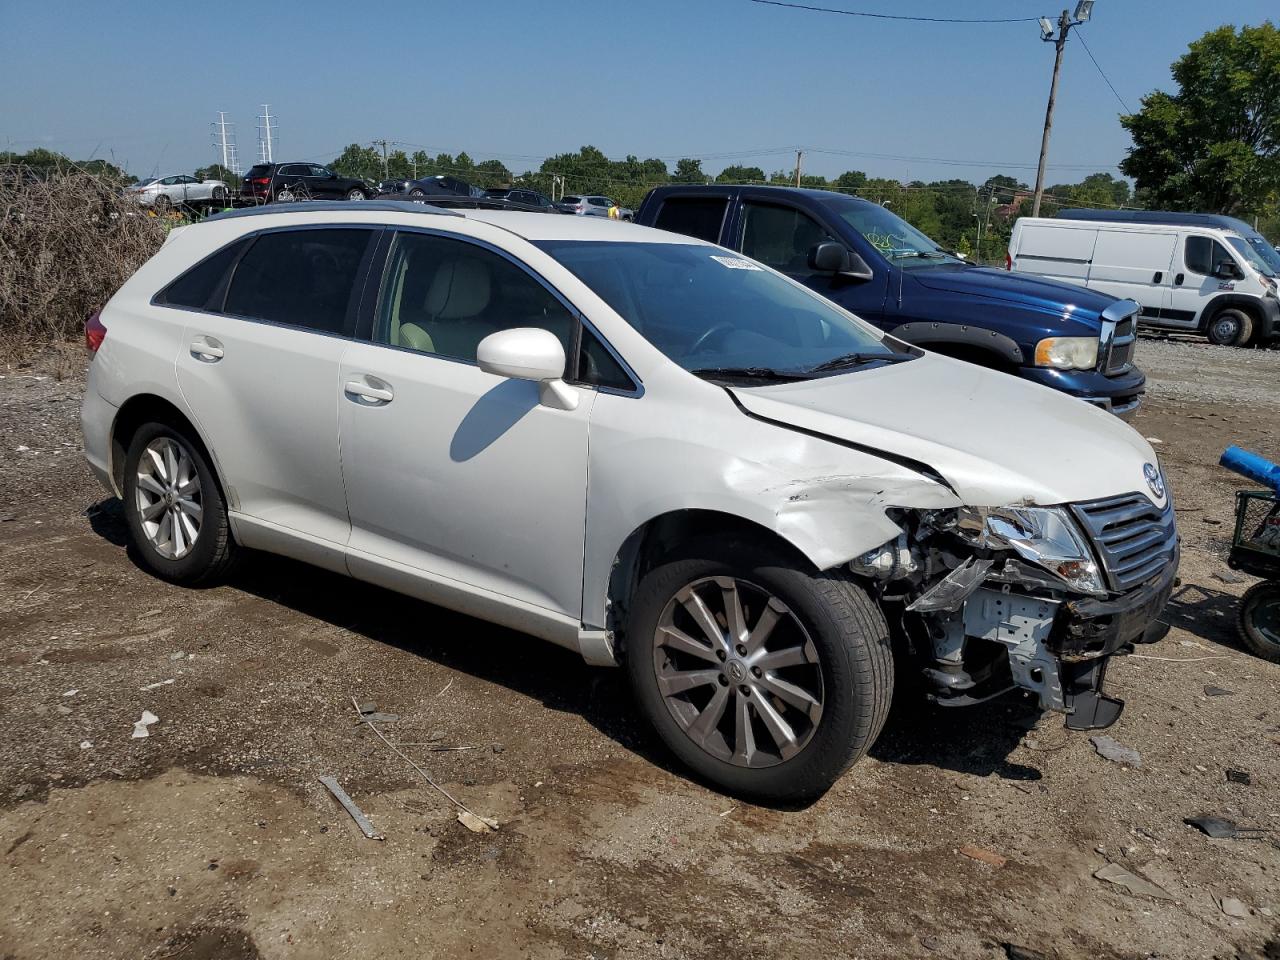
829,197,960,268
309,165,331,177
740,202,833,276
536,240,909,381
1185,236,1233,276
224,228,371,334
375,232,576,364
654,197,728,243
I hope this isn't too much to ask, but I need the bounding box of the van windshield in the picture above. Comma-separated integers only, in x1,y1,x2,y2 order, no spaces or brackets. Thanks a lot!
825,196,965,268
535,240,913,381
1245,235,1280,275
1228,236,1278,278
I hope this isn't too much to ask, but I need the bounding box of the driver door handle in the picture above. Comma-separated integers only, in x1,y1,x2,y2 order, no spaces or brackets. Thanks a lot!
1174,273,1185,286
190,336,224,362
344,379,394,405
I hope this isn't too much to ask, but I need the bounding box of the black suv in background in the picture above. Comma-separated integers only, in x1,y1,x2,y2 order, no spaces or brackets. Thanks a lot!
484,187,560,212
241,163,372,203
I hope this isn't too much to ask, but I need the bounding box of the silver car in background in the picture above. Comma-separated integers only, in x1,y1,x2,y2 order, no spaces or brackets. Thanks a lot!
126,175,229,211
557,195,634,220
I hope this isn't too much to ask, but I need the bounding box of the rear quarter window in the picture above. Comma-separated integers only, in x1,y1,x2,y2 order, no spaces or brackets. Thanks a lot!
154,238,249,310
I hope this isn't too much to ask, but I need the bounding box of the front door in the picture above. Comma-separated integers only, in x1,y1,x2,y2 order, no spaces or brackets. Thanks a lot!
736,198,889,327
338,229,594,618
174,226,377,553
1170,234,1237,329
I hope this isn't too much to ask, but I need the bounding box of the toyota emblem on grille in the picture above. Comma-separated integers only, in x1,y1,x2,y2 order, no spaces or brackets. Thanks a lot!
1144,463,1165,499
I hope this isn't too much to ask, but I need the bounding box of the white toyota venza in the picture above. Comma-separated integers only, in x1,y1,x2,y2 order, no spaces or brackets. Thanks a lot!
81,201,1178,800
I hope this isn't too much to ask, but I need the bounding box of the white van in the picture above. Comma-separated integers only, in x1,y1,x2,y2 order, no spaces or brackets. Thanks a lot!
1008,209,1279,347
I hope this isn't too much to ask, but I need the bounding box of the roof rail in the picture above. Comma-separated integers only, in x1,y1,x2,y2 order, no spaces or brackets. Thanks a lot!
204,199,463,222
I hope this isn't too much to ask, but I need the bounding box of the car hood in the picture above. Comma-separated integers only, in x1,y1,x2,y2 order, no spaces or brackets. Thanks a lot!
730,353,1163,508
912,266,1116,319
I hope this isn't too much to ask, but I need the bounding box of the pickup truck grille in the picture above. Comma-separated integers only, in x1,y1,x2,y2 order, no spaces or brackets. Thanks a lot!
1104,315,1136,374
1071,492,1177,593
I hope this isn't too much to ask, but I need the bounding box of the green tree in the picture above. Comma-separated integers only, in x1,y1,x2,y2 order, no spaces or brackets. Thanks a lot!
194,163,239,186
716,164,765,183
1120,22,1280,215
331,143,382,181
833,170,868,192
672,158,705,183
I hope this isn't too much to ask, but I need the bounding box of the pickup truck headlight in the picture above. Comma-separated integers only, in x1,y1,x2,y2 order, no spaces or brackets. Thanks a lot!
1034,336,1099,370
956,505,1106,595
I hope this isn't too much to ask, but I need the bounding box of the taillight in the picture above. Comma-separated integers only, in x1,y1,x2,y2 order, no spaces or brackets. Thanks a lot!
85,310,107,355
251,177,270,187
1005,252,1013,271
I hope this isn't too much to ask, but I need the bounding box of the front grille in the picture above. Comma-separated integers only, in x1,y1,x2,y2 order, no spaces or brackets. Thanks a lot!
1071,492,1177,592
1105,315,1136,374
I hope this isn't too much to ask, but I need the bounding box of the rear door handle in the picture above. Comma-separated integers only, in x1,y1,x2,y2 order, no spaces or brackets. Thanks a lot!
1153,271,1163,284
344,379,394,405
190,336,224,362
1174,273,1185,286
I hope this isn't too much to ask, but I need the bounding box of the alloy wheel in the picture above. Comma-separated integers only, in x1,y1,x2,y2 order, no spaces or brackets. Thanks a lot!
653,576,824,768
134,437,202,560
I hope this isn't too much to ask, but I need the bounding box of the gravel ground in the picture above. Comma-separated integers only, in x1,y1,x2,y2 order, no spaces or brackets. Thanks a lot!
0,340,1278,960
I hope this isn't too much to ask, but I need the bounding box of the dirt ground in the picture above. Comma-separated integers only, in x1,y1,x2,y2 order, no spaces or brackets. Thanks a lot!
1,338,1278,960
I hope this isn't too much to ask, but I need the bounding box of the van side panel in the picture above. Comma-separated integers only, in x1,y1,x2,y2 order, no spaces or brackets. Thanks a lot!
1012,223,1096,285
1086,229,1177,313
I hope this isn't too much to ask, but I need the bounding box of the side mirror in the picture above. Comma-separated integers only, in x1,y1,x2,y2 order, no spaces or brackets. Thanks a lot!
477,328,578,410
1213,261,1241,280
808,241,873,281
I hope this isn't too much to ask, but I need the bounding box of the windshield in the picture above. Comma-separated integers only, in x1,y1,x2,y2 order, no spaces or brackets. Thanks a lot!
1227,236,1278,278
1244,234,1280,275
534,240,911,380
827,197,964,268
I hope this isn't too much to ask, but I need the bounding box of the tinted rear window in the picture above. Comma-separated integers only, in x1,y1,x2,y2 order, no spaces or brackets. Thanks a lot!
562,196,581,204
155,239,248,310
245,165,272,178
224,229,371,334
654,197,728,243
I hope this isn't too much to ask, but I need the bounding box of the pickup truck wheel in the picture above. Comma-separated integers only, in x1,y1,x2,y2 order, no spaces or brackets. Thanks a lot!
626,540,893,802
122,422,236,585
1206,308,1253,347
1238,582,1280,663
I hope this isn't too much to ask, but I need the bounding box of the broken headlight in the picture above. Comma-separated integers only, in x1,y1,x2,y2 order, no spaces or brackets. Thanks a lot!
955,505,1106,596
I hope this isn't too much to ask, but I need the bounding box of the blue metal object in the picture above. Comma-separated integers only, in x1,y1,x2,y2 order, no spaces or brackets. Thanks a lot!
1221,446,1280,495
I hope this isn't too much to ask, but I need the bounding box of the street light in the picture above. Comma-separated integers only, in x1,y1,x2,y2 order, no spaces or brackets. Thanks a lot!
1030,3,1099,218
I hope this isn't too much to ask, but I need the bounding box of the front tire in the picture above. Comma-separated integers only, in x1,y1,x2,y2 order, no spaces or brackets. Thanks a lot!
122,422,236,585
346,188,367,201
1238,581,1280,663
625,540,893,802
1206,308,1254,347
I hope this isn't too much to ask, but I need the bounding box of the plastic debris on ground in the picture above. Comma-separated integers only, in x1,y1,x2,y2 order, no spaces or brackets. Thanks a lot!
1093,862,1173,900
1089,735,1142,768
1226,769,1252,785
131,710,159,739
958,844,1007,868
1183,815,1270,840
1219,896,1251,918
1203,685,1235,697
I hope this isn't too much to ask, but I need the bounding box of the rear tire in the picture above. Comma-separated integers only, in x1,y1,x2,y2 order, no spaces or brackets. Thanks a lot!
346,188,366,201
122,422,236,586
625,539,893,802
408,188,426,198
1206,308,1254,347
1237,581,1280,663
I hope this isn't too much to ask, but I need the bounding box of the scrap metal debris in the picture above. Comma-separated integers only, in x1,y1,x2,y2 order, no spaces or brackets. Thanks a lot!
1003,945,1050,960
1183,815,1270,840
350,696,498,833
1203,685,1235,697
318,775,384,841
140,678,174,692
131,710,159,739
1226,769,1252,785
1089,735,1142,768
1093,862,1173,901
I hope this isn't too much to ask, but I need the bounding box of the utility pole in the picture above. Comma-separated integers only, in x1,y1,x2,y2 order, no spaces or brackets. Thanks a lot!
793,150,803,187
1032,1,1095,218
372,139,390,179
256,104,276,165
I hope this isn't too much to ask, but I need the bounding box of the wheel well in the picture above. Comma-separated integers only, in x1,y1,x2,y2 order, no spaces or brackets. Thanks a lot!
605,510,813,655
110,395,225,502
1203,299,1263,336
923,341,1019,372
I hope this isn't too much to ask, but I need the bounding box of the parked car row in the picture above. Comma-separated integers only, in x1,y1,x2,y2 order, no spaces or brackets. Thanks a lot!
1008,209,1279,347
82,199,1177,802
125,175,230,211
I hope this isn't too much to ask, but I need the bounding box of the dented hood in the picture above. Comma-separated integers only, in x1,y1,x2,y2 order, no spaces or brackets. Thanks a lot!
730,353,1162,509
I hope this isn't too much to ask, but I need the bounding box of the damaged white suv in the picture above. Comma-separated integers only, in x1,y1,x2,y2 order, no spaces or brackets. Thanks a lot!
81,202,1178,801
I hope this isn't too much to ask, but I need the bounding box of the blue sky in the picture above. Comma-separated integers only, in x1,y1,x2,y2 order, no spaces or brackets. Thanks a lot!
2,1,1274,183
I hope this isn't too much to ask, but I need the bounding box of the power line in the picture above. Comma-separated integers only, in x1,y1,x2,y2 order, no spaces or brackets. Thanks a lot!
1073,29,1131,113
747,0,1038,24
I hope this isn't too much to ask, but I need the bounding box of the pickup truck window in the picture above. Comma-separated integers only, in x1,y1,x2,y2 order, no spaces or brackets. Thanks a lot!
535,240,906,380
654,197,729,243
740,203,832,275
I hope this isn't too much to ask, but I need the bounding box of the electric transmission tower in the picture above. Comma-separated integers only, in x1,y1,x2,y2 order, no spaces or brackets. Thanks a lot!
257,104,277,165
211,112,241,176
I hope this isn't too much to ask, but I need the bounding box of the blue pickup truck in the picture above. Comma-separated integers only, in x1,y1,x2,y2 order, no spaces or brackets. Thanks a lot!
635,185,1145,417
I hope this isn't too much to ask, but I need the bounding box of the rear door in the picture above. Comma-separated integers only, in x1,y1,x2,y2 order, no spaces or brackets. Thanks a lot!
649,194,732,243
1086,228,1175,318
1011,222,1097,286
174,225,379,563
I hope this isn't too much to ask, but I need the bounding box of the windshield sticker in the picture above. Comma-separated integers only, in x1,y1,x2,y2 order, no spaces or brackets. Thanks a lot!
710,255,763,271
